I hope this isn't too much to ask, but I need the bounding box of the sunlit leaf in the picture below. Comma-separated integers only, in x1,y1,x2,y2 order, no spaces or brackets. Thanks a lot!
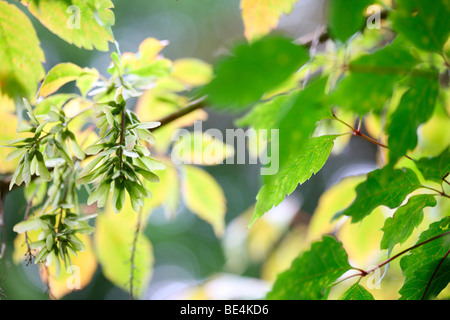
38,62,98,98
142,158,180,220
240,0,299,41
24,0,115,51
43,234,97,300
171,58,213,87
171,131,235,166
94,199,154,298
0,1,45,100
181,165,226,237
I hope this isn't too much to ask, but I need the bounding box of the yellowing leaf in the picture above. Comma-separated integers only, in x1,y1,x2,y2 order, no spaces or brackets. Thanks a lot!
121,38,172,77
14,231,97,300
135,89,208,153
44,234,97,299
181,165,226,236
143,158,180,220
0,93,19,174
94,199,154,298
24,0,115,51
308,175,386,266
240,0,299,41
307,175,365,241
38,63,98,98
171,58,213,87
171,131,235,166
0,1,45,100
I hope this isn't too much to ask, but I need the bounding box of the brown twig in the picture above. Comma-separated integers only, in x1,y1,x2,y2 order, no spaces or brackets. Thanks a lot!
333,231,450,294
153,96,206,130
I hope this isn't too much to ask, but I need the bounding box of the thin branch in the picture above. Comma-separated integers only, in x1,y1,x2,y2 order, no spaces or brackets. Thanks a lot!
118,108,126,171
333,231,450,288
421,248,450,300
154,96,207,130
129,208,143,300
368,231,450,273
331,112,417,162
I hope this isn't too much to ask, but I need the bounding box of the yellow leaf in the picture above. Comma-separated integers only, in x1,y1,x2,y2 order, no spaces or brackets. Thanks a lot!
94,199,154,298
307,175,386,266
171,131,235,166
307,176,365,241
181,165,226,237
171,58,213,87
37,63,83,98
240,0,299,41
0,92,19,174
143,158,180,220
44,234,97,300
135,89,208,153
14,231,97,299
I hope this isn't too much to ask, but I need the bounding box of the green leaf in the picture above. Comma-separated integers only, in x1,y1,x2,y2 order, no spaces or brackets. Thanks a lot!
329,40,418,115
381,194,438,256
391,0,450,52
0,1,45,100
78,155,104,178
415,148,450,183
275,78,329,171
22,153,31,187
399,217,450,300
336,165,422,223
135,157,166,172
387,72,440,164
267,236,351,300
70,137,86,161
87,182,110,208
76,68,99,97
13,218,40,233
112,181,126,213
339,283,375,300
181,165,226,237
24,0,115,52
6,148,26,162
243,78,330,225
250,135,337,227
328,0,373,43
38,63,84,98
236,93,289,130
203,36,310,109
35,151,52,182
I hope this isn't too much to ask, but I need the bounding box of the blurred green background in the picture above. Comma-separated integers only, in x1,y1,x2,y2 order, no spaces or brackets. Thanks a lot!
1,0,378,300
